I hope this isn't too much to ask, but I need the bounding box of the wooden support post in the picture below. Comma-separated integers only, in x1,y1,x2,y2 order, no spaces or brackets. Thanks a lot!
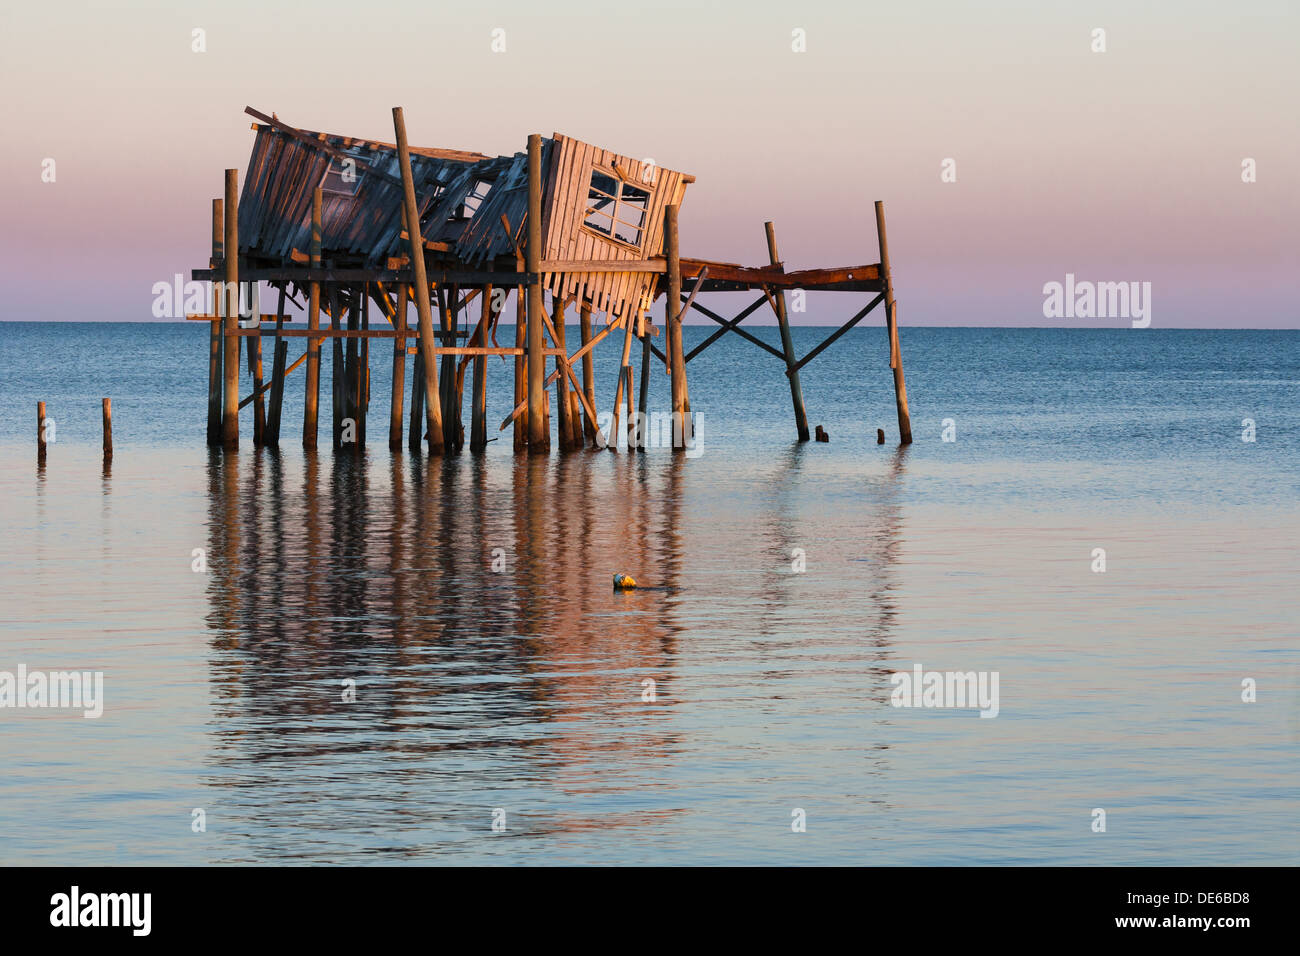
330,288,345,449
392,106,445,455
409,340,425,452
361,283,371,448
579,301,597,444
552,293,573,450
874,201,912,444
568,391,583,449
345,285,360,449
207,198,224,445
638,327,652,451
765,221,811,442
265,286,288,446
247,282,266,446
221,169,239,449
624,365,635,449
303,188,322,450
610,309,637,450
439,285,460,450
389,282,407,450
665,205,687,449
470,285,491,452
350,284,367,450
498,311,622,436
101,398,113,459
513,286,526,452
37,402,47,462
526,133,547,453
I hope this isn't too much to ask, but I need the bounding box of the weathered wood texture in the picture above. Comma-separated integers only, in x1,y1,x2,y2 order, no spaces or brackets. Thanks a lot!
539,134,690,323
875,201,912,444
222,169,240,448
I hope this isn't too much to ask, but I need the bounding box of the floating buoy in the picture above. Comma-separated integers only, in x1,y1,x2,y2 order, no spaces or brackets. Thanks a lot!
613,573,637,590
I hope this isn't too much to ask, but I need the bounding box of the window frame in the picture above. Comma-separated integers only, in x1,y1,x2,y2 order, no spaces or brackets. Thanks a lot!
319,158,365,198
580,164,653,251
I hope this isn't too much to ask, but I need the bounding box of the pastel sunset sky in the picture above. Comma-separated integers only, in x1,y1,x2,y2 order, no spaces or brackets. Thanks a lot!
1,0,1295,326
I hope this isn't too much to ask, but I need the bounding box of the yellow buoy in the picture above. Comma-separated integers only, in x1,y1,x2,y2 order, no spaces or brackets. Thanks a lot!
613,573,637,590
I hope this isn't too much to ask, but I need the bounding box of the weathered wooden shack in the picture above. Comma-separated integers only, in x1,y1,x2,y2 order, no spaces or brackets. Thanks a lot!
192,106,911,456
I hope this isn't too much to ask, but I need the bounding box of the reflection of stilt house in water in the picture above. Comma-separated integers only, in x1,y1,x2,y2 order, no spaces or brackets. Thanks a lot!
193,106,912,455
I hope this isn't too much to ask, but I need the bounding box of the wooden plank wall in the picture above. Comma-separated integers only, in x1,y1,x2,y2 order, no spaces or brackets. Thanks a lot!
541,134,690,322
237,125,690,324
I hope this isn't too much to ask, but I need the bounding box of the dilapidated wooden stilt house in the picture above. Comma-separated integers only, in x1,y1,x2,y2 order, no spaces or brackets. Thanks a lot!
192,106,911,455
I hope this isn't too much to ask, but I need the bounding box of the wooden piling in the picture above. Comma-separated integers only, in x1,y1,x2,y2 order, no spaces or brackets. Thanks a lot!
470,285,491,452
624,365,635,449
347,284,367,450
389,282,407,450
409,340,425,452
874,201,912,444
665,205,687,449
37,402,47,461
392,106,445,455
247,282,266,446
637,326,652,451
207,198,224,445
552,293,573,450
765,221,811,442
610,308,637,450
335,287,351,447
101,398,112,459
579,301,597,445
568,391,583,449
361,283,371,448
526,134,548,453
303,188,323,450
439,285,459,450
513,286,526,452
221,169,240,448
345,285,360,449
265,285,288,446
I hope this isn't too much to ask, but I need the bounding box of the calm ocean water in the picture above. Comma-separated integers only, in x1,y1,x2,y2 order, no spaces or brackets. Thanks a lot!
1,322,1296,865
